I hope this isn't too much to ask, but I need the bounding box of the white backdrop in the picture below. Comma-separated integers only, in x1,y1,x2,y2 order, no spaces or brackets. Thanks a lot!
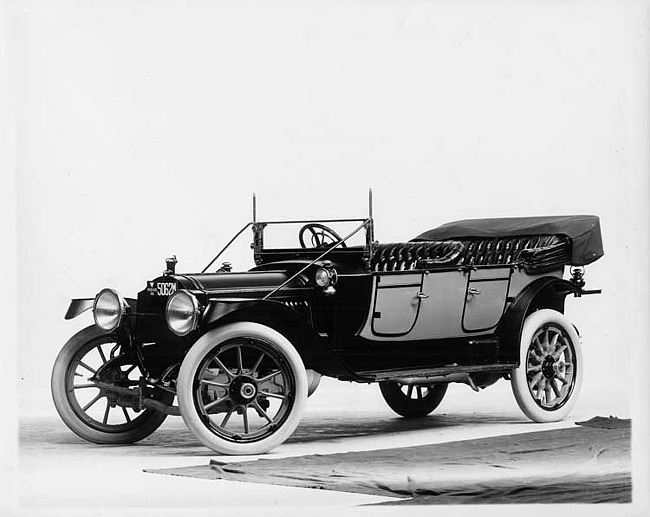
8,0,648,423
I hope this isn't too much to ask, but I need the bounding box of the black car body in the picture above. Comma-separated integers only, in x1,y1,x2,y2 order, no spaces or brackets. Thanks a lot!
52,194,603,454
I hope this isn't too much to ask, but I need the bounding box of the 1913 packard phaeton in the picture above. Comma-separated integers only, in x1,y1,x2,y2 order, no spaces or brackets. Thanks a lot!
52,193,603,454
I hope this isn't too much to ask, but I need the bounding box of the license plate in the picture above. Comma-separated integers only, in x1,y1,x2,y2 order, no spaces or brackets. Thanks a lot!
147,281,177,296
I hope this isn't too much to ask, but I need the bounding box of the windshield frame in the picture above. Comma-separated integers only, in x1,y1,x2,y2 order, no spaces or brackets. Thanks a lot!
201,216,375,274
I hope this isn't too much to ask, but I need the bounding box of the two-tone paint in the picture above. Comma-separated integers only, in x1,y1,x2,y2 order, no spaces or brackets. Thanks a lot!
64,228,584,387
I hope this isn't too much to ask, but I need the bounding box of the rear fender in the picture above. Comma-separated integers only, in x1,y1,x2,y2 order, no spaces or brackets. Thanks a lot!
497,277,579,365
201,298,347,375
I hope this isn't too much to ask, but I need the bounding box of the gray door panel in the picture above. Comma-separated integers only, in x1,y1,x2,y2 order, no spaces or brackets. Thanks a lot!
364,273,424,337
462,268,512,332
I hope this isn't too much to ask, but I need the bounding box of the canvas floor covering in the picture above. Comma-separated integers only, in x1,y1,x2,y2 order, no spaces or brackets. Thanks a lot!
145,417,631,505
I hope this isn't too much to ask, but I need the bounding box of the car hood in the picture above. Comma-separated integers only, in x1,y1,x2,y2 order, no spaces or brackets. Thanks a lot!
173,270,303,293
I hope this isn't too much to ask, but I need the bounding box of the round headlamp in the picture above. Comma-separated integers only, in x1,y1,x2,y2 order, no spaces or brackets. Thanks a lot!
166,290,201,336
314,267,331,287
93,288,128,332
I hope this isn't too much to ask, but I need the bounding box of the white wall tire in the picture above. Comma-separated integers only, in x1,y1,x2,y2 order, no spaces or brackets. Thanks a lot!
511,309,583,423
51,326,171,444
177,322,308,455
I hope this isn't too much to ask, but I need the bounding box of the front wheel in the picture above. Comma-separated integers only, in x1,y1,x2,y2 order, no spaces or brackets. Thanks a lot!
511,309,583,423
306,369,322,397
177,322,308,455
51,326,172,444
379,381,448,418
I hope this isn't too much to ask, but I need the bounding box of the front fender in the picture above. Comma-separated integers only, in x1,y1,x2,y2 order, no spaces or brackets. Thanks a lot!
200,298,350,376
64,299,94,320
497,277,579,365
201,298,271,326
64,297,137,320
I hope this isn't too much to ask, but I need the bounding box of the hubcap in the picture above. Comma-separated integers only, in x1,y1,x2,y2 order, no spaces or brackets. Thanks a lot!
241,383,256,398
541,356,556,378
229,376,259,404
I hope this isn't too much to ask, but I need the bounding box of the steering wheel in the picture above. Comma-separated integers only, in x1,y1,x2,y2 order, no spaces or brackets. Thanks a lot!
299,223,347,249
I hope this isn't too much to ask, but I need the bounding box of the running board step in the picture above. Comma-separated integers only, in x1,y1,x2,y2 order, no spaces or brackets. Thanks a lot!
356,363,516,382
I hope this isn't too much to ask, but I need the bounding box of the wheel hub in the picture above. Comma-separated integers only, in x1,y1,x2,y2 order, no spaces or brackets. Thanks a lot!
229,376,258,404
552,361,565,376
541,356,556,378
240,383,256,398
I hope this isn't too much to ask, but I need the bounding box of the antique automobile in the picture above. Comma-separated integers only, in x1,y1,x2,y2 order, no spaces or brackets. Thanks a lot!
51,192,603,455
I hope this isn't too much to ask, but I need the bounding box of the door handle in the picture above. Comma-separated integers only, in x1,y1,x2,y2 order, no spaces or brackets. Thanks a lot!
468,287,481,295
416,292,429,299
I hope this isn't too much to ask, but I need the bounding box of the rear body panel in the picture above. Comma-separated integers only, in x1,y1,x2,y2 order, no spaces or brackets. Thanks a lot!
358,266,561,342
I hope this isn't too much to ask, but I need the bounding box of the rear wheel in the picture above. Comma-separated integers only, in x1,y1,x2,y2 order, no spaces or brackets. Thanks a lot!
51,326,172,444
177,322,308,455
379,381,448,418
511,309,583,422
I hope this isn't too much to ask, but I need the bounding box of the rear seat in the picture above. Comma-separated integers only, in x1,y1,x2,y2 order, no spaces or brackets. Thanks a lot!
458,235,571,273
372,235,571,273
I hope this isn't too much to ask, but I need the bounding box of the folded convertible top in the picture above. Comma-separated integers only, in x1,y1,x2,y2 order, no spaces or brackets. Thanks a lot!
413,215,603,266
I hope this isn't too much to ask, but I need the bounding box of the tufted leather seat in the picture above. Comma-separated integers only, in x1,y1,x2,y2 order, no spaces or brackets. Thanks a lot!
372,235,571,273
371,241,465,272
457,235,571,273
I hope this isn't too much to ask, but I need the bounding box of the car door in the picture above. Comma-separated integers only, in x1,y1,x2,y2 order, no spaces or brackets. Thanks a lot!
406,269,468,339
366,272,425,337
405,266,513,339
462,267,512,332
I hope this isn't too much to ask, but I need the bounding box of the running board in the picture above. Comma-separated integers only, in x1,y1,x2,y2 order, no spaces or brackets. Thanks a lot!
357,363,516,382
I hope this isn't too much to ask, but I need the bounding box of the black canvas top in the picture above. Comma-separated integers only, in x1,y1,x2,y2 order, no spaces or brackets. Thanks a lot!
413,215,603,266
